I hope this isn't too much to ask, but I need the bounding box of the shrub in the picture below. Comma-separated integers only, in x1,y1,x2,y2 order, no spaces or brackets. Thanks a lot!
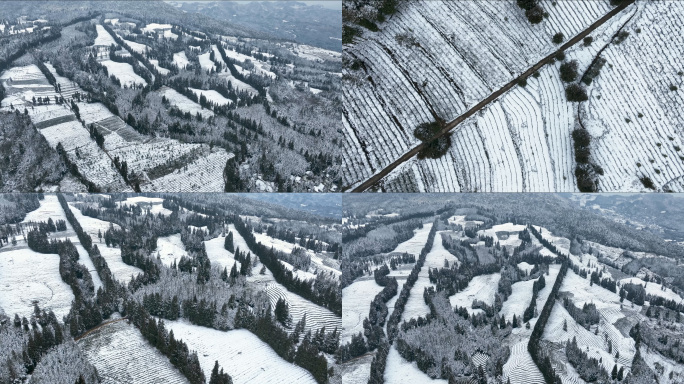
518,77,528,87
414,121,441,142
615,30,630,44
575,167,596,192
560,61,579,82
575,147,591,164
517,0,538,10
555,51,566,61
553,32,564,44
414,121,450,159
526,6,545,24
418,135,452,160
572,129,591,148
670,85,679,91
582,57,607,85
583,36,593,46
639,176,655,190
566,84,588,102
343,26,361,44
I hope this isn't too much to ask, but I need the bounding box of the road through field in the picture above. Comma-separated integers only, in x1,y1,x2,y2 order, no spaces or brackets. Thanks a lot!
349,0,636,192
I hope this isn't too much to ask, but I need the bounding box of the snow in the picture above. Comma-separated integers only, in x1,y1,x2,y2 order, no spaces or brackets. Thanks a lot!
517,262,534,274
204,234,241,271
142,23,173,33
198,52,215,72
221,49,276,79
446,215,483,227
124,39,149,55
164,319,318,384
344,0,615,191
173,51,190,70
503,340,545,384
68,203,118,241
620,277,683,304
448,273,501,315
253,231,301,255
149,59,170,75
0,248,74,321
391,222,433,256
499,278,536,323
116,197,172,216
19,196,103,292
160,86,213,118
290,44,341,63
79,318,189,384
101,60,147,87
152,234,188,267
341,279,384,344
94,24,117,47
385,345,447,384
543,300,635,375
189,88,233,106
403,230,459,320
141,149,234,192
279,260,316,281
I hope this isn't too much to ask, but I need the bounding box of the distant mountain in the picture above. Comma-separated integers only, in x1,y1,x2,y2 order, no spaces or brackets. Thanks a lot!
562,193,684,242
239,193,342,219
167,1,341,51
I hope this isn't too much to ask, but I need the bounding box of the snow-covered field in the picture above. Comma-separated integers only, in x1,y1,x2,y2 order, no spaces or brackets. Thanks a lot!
290,44,341,63
79,317,189,384
141,149,234,192
391,222,433,256
17,196,103,291
219,72,258,96
94,24,117,46
620,276,683,304
116,196,173,216
101,60,147,87
149,59,170,75
0,65,130,191
204,234,241,272
343,0,672,194
263,282,340,333
554,270,638,370
402,230,457,320
189,88,233,106
279,260,317,281
341,279,384,344
499,278,536,323
67,205,142,284
69,203,120,242
221,48,276,79
152,234,188,267
581,1,684,192
502,340,545,384
0,248,74,321
173,51,190,70
384,345,446,384
448,273,501,315
160,86,213,118
123,39,149,55
164,320,318,384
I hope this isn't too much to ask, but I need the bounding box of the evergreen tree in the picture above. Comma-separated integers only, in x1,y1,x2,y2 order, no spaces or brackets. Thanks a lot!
224,232,234,252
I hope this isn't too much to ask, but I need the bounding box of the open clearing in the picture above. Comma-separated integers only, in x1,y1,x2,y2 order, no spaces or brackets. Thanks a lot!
164,319,318,384
78,317,189,384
